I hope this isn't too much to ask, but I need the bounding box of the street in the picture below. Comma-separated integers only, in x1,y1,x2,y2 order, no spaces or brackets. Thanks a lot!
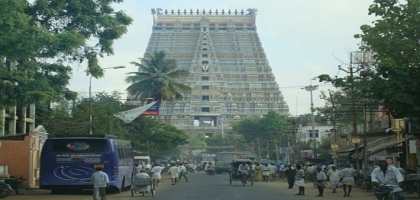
4,172,420,200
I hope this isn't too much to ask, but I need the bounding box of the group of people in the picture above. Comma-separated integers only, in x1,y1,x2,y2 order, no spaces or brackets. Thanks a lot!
281,158,405,200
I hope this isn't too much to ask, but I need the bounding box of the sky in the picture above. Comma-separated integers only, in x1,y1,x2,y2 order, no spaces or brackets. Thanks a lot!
68,0,376,116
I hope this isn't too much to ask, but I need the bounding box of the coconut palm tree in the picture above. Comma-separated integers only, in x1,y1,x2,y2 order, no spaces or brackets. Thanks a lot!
125,50,192,104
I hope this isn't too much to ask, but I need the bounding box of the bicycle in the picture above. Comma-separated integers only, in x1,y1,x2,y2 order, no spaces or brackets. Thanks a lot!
0,180,12,198
373,184,400,200
360,179,373,192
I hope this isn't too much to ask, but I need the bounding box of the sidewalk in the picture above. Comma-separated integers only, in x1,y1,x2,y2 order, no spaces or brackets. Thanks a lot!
261,178,420,200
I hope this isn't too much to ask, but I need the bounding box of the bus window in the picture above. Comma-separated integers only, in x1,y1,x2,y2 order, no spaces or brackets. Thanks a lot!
51,139,107,153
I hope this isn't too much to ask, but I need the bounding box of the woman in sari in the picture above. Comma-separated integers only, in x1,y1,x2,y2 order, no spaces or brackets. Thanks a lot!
254,163,263,182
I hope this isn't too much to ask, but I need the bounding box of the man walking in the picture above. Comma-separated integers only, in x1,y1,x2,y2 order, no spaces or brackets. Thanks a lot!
150,164,165,187
178,163,189,182
285,164,296,189
340,164,357,197
315,167,327,197
327,165,342,193
91,166,109,200
168,163,180,185
294,164,306,195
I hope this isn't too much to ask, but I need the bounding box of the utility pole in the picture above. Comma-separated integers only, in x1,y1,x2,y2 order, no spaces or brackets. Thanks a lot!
328,91,338,166
302,78,318,157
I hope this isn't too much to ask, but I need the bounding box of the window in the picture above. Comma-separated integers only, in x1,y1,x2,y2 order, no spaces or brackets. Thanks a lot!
203,48,207,51
202,61,208,64
201,107,210,112
308,130,319,138
203,38,207,40
202,76,209,81
203,43,207,45
202,54,208,58
202,96,210,100
202,85,210,90
203,27,207,31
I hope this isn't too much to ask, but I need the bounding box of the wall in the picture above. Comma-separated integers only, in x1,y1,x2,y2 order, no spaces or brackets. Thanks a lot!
0,126,47,187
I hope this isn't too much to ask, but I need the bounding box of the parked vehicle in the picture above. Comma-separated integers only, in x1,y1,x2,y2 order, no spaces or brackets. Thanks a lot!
39,134,134,194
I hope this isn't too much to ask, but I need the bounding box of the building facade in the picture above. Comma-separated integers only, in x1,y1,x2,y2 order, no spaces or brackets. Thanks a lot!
296,125,334,144
128,8,289,136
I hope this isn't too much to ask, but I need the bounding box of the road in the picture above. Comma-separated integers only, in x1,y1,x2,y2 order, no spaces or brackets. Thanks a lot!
5,172,420,200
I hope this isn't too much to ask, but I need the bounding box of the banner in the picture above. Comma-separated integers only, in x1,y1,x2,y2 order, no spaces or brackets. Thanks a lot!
113,101,157,123
142,102,160,115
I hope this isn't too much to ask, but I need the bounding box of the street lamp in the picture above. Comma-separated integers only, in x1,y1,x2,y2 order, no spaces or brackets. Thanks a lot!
89,65,126,135
302,77,318,157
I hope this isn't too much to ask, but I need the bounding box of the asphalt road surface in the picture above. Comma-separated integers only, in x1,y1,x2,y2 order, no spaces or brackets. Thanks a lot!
5,172,419,200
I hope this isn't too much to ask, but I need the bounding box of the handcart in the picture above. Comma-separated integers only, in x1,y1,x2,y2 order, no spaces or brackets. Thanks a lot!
131,177,155,197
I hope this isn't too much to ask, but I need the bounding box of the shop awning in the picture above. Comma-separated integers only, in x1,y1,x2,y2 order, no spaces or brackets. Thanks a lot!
366,138,409,156
336,136,393,153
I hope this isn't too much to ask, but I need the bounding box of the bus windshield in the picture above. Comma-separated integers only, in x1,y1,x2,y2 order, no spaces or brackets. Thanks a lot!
216,152,242,161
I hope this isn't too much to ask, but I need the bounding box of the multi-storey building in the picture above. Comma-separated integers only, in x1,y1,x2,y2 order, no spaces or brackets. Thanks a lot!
128,8,289,136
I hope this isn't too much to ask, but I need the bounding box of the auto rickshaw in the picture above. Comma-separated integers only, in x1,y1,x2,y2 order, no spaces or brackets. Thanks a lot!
229,159,254,186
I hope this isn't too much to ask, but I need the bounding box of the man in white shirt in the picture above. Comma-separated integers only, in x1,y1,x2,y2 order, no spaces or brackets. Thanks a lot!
371,160,404,200
168,163,180,185
327,165,342,193
91,166,109,200
269,164,277,182
150,164,165,187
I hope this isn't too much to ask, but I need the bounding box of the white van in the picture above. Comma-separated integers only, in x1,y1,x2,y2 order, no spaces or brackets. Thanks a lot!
134,156,151,170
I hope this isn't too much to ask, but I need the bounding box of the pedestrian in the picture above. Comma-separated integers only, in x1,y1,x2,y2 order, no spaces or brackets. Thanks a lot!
135,164,142,174
262,163,270,182
91,166,109,200
307,164,315,182
386,157,394,166
254,163,263,182
150,164,165,186
168,163,180,185
294,164,306,195
371,160,404,200
340,164,357,197
314,167,327,197
251,162,256,175
178,163,189,182
269,163,277,181
285,164,296,189
327,165,342,193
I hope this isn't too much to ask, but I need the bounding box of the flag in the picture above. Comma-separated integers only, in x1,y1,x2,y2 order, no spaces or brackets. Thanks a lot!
113,101,157,123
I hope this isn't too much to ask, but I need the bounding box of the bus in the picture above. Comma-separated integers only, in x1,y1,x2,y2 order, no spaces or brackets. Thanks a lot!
39,135,134,194
214,152,245,174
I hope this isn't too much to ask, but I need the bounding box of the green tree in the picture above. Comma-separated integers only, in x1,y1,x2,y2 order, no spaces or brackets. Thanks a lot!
353,0,420,118
205,134,248,151
125,50,192,103
37,91,128,136
125,116,189,160
231,111,292,160
189,133,207,148
0,0,132,109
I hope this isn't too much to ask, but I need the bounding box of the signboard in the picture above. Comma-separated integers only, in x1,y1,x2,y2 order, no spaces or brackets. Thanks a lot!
331,143,339,149
279,147,287,154
142,102,160,115
369,156,393,161
351,135,360,143
300,150,313,158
